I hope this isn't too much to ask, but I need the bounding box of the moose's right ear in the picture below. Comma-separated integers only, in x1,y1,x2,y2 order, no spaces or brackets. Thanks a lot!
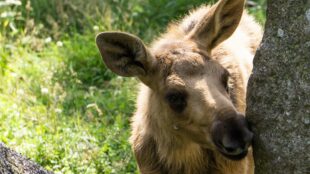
96,32,153,77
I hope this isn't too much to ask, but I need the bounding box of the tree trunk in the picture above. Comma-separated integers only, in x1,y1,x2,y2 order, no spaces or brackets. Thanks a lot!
246,0,310,174
0,143,53,174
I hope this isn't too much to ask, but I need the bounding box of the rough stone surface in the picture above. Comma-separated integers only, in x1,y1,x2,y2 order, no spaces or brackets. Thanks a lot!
246,0,310,174
0,143,53,174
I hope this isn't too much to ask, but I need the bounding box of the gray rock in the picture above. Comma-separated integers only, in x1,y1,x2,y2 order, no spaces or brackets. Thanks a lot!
0,143,53,174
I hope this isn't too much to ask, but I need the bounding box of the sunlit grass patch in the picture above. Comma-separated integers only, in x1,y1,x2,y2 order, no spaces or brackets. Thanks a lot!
0,34,138,173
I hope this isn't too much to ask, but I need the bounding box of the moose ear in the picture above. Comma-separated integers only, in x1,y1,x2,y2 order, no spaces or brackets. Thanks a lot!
189,0,245,51
96,32,153,77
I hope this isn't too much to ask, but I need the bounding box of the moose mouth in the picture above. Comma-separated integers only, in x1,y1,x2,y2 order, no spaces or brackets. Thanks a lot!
214,142,249,160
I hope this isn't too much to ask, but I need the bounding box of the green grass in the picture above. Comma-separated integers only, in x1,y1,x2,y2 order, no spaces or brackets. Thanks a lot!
0,32,138,173
0,0,266,173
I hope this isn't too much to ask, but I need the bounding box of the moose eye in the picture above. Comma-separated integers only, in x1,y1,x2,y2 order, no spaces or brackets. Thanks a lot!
165,91,187,113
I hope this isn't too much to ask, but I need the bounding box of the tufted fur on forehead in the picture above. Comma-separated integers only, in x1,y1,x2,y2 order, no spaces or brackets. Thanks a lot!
152,41,209,82
96,0,262,173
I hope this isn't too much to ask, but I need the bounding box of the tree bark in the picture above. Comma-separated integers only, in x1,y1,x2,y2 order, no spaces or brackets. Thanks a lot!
246,0,310,174
0,143,53,174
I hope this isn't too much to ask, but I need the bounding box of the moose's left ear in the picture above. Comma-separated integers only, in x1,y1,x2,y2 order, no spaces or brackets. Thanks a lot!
189,0,245,51
96,32,153,77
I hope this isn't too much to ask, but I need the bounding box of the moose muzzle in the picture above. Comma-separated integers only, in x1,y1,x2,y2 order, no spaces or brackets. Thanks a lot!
211,112,253,160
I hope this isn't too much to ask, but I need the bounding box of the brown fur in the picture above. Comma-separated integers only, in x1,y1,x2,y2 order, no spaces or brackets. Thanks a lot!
96,0,263,173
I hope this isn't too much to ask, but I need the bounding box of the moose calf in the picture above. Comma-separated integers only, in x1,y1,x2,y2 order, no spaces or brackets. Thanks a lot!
96,0,262,173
